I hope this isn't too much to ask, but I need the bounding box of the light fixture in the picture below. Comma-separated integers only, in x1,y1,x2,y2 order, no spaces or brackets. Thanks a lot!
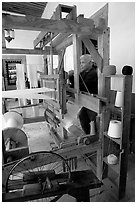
4,29,15,43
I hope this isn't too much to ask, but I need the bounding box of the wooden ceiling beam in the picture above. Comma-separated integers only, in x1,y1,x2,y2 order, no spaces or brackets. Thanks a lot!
2,13,95,34
2,48,58,55
2,2,47,17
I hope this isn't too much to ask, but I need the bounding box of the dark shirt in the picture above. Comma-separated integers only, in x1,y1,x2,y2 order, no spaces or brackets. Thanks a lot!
69,66,98,94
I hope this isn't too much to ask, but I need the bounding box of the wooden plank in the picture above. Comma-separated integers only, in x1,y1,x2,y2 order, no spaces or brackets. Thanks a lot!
2,48,58,55
78,93,101,114
24,116,45,124
2,88,56,100
2,87,55,96
3,14,95,34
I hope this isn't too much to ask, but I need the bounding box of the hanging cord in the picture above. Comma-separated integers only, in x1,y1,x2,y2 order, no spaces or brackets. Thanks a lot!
79,73,91,95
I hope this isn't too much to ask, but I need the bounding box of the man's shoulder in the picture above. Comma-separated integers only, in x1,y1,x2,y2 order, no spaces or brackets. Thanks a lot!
87,68,97,76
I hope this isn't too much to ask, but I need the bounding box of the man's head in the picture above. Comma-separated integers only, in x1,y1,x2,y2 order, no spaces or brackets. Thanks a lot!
80,54,94,71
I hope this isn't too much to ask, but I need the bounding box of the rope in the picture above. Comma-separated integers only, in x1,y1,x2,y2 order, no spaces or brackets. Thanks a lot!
79,73,91,95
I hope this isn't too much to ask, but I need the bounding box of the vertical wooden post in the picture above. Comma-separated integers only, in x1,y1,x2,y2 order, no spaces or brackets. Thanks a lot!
98,27,110,96
97,25,110,179
50,33,53,75
73,34,80,103
118,75,132,199
43,55,48,75
16,64,27,117
58,51,68,139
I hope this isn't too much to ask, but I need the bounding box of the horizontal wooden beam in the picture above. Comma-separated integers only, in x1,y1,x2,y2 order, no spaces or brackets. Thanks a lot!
55,33,98,52
33,4,76,48
2,48,58,55
78,93,101,114
3,13,95,34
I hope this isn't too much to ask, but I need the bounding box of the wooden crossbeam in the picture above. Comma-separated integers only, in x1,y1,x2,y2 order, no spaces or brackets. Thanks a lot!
33,4,76,48
2,48,58,55
33,4,61,48
3,13,95,34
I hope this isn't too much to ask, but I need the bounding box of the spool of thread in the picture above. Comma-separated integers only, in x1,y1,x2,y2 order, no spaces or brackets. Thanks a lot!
108,120,122,139
90,121,95,135
2,111,23,129
122,65,133,75
2,115,6,130
6,118,18,128
115,91,124,108
107,154,118,165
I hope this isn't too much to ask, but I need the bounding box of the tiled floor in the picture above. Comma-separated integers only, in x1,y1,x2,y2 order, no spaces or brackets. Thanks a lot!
3,99,135,202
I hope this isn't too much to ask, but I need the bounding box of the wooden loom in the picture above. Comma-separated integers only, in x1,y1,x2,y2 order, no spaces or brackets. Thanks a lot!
2,3,133,201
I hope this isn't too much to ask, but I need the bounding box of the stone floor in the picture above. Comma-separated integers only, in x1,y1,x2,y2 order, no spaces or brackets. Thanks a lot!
3,98,135,202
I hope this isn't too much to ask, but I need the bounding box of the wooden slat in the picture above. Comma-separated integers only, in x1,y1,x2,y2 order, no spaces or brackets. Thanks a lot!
2,13,95,34
78,93,101,114
2,48,58,55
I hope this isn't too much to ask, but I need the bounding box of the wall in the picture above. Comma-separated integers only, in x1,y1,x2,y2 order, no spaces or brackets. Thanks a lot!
108,2,135,92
